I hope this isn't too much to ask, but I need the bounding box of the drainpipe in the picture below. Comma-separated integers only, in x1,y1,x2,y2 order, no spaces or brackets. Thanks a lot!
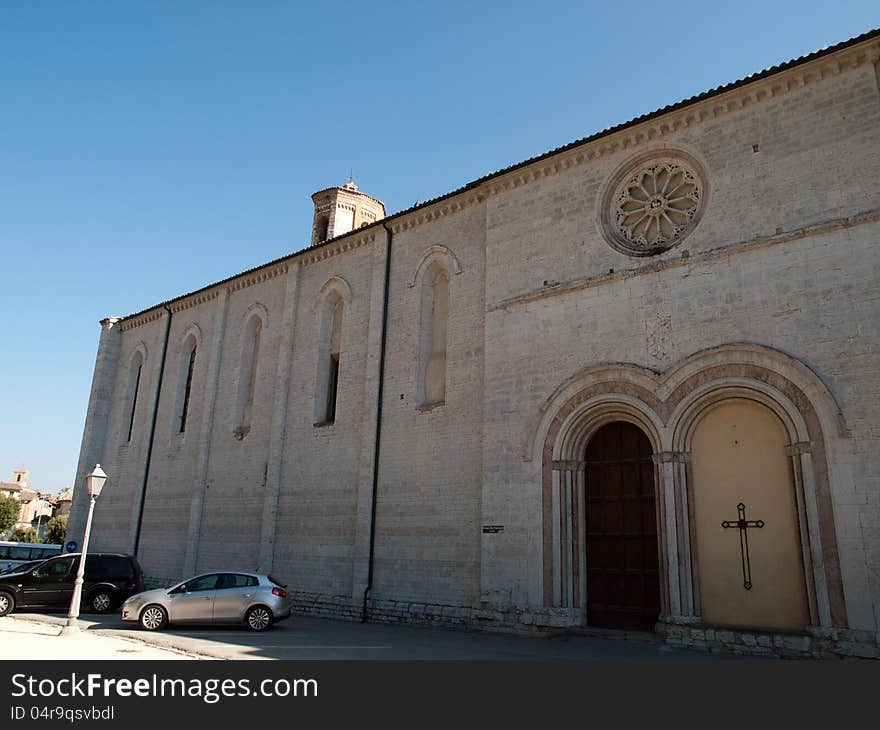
361,222,393,622
133,305,172,556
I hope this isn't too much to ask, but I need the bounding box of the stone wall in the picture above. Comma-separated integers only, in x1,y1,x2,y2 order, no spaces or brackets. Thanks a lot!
657,620,880,659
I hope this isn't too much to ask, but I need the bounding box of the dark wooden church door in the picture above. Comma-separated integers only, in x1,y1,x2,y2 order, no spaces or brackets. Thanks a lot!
584,421,661,630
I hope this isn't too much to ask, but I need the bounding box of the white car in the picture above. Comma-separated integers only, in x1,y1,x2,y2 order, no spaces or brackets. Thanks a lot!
121,571,292,632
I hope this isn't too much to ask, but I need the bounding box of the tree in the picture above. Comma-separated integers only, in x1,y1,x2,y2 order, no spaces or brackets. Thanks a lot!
44,515,68,545
10,526,39,543
0,494,19,535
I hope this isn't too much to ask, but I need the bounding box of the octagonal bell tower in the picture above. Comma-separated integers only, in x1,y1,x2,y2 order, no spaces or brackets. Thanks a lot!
311,180,386,246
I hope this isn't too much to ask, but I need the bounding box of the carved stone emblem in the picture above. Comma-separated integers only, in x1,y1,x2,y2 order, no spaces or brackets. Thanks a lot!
646,312,672,362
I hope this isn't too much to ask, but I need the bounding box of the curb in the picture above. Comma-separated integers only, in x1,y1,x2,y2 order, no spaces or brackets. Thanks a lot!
7,613,223,660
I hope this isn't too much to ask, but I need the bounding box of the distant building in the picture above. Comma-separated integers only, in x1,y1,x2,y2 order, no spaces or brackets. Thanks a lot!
54,490,72,518
0,481,23,501
1,468,29,500
1,469,69,539
16,489,53,536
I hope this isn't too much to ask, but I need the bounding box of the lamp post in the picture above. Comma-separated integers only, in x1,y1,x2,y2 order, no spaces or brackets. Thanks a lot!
35,507,45,541
59,464,107,636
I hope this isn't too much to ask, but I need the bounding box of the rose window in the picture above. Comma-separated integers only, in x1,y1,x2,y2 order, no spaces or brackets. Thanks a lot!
614,163,700,249
600,154,707,256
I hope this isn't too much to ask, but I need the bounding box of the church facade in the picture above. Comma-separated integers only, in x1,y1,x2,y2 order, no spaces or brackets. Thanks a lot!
69,30,880,657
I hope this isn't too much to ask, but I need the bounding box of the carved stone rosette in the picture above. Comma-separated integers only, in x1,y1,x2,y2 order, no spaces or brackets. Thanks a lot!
600,150,707,256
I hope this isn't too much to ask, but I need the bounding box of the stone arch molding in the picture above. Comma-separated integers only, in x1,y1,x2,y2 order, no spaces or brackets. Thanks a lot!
315,275,353,314
527,342,848,463
552,395,664,462
406,245,463,288
531,342,849,630
242,302,269,329
176,322,203,353
130,340,148,364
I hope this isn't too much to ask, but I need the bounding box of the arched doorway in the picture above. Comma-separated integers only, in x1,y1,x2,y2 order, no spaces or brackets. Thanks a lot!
691,400,809,630
584,421,661,629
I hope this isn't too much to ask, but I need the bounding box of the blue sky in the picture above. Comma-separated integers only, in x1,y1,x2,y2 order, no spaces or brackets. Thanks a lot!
1,1,878,493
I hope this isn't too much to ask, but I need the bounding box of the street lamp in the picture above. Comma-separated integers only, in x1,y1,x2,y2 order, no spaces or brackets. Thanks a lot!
59,464,107,636
35,502,47,540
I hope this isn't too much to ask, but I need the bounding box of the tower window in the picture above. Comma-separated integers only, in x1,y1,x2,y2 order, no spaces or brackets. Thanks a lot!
316,215,330,243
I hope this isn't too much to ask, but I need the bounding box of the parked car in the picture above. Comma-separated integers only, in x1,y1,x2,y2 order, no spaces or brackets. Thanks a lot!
0,552,144,617
121,571,292,632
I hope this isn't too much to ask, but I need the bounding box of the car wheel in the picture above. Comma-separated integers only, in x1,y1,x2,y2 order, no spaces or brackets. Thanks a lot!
139,604,168,631
88,590,113,614
0,591,14,617
245,605,273,632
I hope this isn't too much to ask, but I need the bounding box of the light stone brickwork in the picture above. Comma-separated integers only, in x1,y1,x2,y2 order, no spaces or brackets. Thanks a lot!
69,31,880,657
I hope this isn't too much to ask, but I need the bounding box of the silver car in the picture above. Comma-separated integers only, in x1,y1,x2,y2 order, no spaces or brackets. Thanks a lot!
121,571,292,632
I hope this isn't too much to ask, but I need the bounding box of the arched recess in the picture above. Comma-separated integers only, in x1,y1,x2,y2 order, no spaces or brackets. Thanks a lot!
534,343,847,630
313,277,351,425
671,380,836,630
233,304,268,437
541,391,668,622
416,259,450,407
120,342,148,445
171,324,203,438
661,345,848,630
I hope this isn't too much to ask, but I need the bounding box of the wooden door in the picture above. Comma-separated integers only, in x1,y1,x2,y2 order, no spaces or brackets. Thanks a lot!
585,421,661,629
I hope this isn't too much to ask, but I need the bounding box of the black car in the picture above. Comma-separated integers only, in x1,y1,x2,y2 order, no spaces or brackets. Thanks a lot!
0,552,144,617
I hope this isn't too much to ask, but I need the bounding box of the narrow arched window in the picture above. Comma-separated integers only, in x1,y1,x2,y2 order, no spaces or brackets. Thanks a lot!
315,215,330,244
235,314,263,436
122,351,144,444
418,263,449,406
315,294,343,425
174,335,198,435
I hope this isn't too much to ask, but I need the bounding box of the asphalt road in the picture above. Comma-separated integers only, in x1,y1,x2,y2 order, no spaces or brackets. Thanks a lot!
14,611,757,660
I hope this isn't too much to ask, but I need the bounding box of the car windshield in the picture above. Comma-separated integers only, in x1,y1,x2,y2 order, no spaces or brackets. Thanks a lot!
268,575,287,588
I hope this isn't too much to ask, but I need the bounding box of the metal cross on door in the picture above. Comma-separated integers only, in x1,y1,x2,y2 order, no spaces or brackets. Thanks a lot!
721,502,764,590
